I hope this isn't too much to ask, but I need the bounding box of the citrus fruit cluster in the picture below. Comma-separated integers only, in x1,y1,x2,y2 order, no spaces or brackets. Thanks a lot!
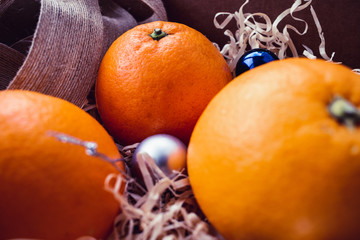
0,20,231,239
2,18,360,240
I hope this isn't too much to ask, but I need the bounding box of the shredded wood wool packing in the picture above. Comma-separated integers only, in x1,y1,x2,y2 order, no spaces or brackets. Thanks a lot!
51,132,220,240
213,0,336,73
104,148,219,240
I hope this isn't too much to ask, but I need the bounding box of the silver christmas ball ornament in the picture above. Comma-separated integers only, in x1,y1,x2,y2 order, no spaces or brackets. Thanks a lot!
132,134,187,176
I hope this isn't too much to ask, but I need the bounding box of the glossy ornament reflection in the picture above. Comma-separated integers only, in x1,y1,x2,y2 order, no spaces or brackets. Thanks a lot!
132,134,187,178
235,48,279,76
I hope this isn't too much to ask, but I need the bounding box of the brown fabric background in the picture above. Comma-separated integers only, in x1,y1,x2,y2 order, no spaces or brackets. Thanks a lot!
164,0,360,69
0,0,359,108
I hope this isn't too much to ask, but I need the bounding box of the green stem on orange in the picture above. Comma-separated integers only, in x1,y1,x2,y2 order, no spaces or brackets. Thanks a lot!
328,96,360,129
149,28,168,41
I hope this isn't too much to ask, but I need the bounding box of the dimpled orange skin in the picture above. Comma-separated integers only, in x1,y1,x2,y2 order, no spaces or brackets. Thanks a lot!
95,21,232,145
0,90,124,240
187,58,360,240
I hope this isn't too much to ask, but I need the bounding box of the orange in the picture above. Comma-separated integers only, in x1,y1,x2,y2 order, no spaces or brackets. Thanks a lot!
0,90,124,240
187,58,360,239
95,21,232,145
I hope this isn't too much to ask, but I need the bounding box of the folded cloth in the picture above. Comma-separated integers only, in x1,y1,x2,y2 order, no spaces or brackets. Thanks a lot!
0,0,167,107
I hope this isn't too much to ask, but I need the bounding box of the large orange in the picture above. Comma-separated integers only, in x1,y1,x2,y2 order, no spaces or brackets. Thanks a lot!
187,58,360,239
0,90,124,240
95,21,232,145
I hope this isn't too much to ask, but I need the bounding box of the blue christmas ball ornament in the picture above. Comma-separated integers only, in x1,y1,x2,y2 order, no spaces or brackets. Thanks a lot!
235,48,279,76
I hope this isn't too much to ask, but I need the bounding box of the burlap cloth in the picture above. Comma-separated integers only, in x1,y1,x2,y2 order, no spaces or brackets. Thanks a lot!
0,0,167,107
